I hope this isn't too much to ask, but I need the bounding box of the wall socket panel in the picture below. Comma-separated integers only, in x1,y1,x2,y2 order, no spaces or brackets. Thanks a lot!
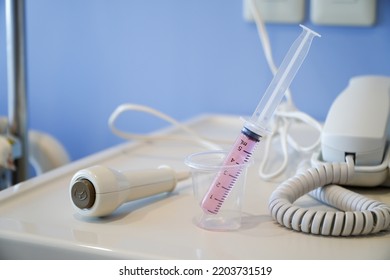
310,0,376,26
243,0,305,24
243,0,377,26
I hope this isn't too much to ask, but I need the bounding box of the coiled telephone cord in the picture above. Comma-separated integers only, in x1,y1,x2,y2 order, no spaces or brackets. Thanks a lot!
269,155,390,236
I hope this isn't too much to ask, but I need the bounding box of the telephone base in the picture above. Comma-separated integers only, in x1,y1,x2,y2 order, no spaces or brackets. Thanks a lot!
311,144,390,188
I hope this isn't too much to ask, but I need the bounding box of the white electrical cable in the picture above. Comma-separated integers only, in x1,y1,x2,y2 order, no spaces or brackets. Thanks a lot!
108,103,222,151
269,155,390,236
249,0,291,102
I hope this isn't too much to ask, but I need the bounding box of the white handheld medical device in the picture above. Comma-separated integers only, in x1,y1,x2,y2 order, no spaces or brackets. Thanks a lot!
70,165,181,217
269,76,390,236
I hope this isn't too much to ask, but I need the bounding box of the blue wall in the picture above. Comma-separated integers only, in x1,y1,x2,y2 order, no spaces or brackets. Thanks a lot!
1,0,390,162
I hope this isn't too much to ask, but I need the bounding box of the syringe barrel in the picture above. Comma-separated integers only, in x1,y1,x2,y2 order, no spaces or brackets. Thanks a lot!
246,25,320,136
200,128,260,214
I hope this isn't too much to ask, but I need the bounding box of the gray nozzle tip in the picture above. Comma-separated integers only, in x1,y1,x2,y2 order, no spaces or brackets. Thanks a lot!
71,179,96,209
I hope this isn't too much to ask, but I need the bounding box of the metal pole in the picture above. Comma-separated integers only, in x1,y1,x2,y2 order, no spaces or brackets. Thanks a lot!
5,0,29,184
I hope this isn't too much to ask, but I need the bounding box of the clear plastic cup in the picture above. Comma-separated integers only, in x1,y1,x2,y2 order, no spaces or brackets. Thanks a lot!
185,150,251,231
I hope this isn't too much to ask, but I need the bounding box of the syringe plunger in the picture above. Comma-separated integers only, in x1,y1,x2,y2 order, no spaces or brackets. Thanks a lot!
245,25,321,137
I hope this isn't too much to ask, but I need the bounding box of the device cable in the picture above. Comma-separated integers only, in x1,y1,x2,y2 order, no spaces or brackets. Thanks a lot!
108,103,223,151
269,155,390,236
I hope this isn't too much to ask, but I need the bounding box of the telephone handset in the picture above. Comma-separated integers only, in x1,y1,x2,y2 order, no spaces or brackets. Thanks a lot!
315,75,390,187
269,76,390,236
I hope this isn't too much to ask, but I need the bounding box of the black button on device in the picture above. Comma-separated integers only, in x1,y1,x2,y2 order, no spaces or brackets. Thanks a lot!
71,179,96,209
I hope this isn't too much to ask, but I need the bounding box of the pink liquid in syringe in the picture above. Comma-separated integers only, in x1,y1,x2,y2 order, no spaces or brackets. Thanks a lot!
201,127,261,214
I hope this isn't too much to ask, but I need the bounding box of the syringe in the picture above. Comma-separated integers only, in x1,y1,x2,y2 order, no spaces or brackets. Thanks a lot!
201,25,320,214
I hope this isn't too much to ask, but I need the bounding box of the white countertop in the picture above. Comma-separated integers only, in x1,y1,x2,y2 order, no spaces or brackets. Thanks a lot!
0,115,389,259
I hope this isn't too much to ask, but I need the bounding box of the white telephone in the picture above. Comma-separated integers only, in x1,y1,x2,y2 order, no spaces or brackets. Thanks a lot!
317,75,390,187
269,76,390,236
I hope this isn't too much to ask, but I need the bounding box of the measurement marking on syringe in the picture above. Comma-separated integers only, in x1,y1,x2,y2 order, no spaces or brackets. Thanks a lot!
200,131,260,214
